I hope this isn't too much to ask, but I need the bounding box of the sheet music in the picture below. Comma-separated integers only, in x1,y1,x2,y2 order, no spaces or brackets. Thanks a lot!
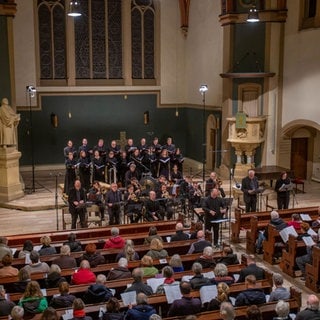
41,288,47,296
25,253,31,264
147,278,164,293
202,271,215,279
181,275,193,282
62,309,73,320
121,291,137,306
279,226,298,243
33,245,42,251
279,183,294,192
303,236,315,247
300,213,312,221
164,284,182,304
199,285,217,304
307,228,317,236
11,248,17,256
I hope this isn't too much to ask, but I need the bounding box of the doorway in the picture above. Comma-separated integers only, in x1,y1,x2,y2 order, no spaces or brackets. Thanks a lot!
291,138,308,179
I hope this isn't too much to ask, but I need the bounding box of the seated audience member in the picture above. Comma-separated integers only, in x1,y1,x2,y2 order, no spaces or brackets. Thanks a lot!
38,235,57,256
237,254,265,283
13,268,31,293
156,266,180,294
52,245,77,269
0,285,15,316
196,246,216,269
190,222,203,240
40,307,59,320
80,243,105,268
220,302,235,320
63,233,82,252
11,306,24,320
103,227,125,249
211,263,234,285
187,230,211,254
295,294,320,320
170,222,190,242
312,207,320,228
100,297,125,320
106,257,131,281
145,238,168,259
143,226,163,245
273,300,292,320
22,250,50,274
297,222,311,240
269,273,290,302
207,282,230,311
189,262,211,289
167,281,201,317
246,305,262,320
141,255,159,277
116,239,139,262
125,293,156,320
45,264,67,288
49,281,76,308
71,298,92,320
18,240,34,258
18,281,48,315
72,260,96,285
0,254,19,277
287,213,302,230
83,274,113,304
216,246,239,265
169,254,184,273
256,210,287,254
235,275,266,307
124,268,153,296
0,236,12,260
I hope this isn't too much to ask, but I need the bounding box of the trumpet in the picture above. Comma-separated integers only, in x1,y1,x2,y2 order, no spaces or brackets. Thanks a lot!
216,179,223,187
100,182,111,194
161,190,170,199
128,192,139,202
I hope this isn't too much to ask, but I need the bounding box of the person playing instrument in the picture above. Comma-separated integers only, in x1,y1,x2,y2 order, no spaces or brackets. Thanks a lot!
205,171,218,196
125,163,140,187
202,188,227,247
241,169,260,212
68,180,87,229
64,152,77,195
87,181,105,221
92,150,105,182
106,183,122,225
77,150,91,192
124,184,142,223
145,191,164,221
156,183,173,220
275,171,291,209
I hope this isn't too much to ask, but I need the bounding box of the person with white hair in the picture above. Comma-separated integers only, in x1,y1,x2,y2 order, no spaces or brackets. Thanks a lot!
295,294,320,320
273,300,291,320
170,222,189,242
125,293,156,320
10,306,24,320
52,244,77,269
269,273,290,302
196,246,216,269
106,257,131,281
104,227,125,249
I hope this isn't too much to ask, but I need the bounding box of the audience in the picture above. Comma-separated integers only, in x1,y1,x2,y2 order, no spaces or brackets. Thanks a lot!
0,254,19,277
22,250,50,274
189,221,203,240
100,297,125,320
125,293,156,320
18,240,34,258
235,275,266,306
237,254,265,283
103,227,125,249
71,298,92,320
216,246,239,265
196,246,216,269
246,305,262,320
167,281,201,317
40,307,59,320
10,306,24,320
269,273,290,302
287,213,302,230
273,300,292,320
189,262,211,289
45,264,67,288
106,257,131,281
80,243,105,268
211,263,234,285
206,282,230,311
18,281,48,315
0,285,15,316
143,226,163,245
187,230,211,254
170,222,190,241
0,236,12,259
156,266,180,294
140,255,159,277
72,260,96,285
124,268,153,296
295,294,320,320
13,268,31,293
169,254,184,272
63,233,82,252
83,274,113,304
145,238,168,259
49,281,76,308
116,239,139,262
38,236,57,256
220,302,235,320
52,244,77,269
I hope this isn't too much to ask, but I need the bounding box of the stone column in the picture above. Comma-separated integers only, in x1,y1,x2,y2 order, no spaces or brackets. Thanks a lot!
0,146,24,202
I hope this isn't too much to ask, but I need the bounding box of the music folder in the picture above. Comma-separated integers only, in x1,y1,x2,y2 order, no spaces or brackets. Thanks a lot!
279,183,294,192
211,218,229,224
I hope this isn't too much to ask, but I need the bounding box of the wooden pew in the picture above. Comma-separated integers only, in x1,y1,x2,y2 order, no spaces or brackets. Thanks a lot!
280,234,307,277
305,245,320,292
231,206,319,243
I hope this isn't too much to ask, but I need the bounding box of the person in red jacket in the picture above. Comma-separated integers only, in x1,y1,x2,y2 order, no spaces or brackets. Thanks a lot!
71,260,96,285
103,227,125,249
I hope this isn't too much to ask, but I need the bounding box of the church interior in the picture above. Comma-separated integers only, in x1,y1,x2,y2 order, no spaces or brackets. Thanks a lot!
0,0,320,319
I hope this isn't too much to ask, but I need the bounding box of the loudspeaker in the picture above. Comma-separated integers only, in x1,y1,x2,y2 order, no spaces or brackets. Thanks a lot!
51,113,58,128
144,111,149,125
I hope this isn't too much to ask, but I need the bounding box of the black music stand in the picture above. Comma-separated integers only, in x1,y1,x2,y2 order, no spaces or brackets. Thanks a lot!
211,218,229,248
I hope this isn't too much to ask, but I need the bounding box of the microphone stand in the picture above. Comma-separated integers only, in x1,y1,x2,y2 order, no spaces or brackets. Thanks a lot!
51,172,61,231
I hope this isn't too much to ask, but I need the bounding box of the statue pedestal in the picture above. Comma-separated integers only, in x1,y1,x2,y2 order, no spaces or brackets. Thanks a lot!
0,146,24,202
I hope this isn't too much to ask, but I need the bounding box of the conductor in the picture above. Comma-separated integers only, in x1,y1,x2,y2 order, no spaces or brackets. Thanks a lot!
202,188,227,246
241,169,259,212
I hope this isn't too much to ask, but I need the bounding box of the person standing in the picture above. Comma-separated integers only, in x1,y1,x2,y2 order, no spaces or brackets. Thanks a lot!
275,171,291,209
202,188,227,246
106,183,122,225
68,180,87,229
241,169,260,212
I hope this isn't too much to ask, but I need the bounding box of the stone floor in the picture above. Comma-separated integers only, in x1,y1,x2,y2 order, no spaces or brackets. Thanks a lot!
0,169,319,308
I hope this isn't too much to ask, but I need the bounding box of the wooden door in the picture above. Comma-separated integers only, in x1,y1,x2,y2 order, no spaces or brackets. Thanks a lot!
291,138,308,179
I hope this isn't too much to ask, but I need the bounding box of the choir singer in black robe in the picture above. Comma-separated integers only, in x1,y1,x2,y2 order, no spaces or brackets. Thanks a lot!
68,180,87,229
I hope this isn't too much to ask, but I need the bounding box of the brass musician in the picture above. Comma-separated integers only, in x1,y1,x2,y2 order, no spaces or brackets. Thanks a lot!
87,181,105,220
124,184,143,223
156,183,174,220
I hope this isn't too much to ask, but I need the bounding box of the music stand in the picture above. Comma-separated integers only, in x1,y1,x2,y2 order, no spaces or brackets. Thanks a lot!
211,218,229,248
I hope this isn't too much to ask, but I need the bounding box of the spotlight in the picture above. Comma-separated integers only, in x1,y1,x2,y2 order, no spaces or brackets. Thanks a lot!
26,86,37,98
247,6,260,23
199,84,208,94
68,1,81,17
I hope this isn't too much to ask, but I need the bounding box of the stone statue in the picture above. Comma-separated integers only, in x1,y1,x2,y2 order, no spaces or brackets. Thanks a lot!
0,98,20,147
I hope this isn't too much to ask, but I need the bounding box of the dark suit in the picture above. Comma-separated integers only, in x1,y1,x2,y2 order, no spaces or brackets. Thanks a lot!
241,176,259,212
237,263,265,283
106,190,122,225
68,187,87,229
